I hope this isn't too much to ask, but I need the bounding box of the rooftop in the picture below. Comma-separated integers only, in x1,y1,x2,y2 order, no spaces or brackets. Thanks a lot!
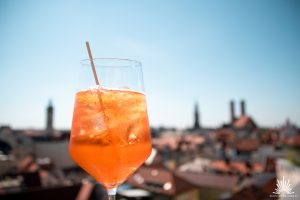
175,171,241,190
127,165,195,196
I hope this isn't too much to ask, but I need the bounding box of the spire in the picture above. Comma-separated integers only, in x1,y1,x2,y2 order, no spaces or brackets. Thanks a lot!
46,99,54,133
241,100,246,116
193,102,200,129
230,100,236,123
48,99,53,108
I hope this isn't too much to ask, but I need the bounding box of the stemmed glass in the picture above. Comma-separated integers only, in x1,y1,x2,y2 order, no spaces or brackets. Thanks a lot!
69,58,152,199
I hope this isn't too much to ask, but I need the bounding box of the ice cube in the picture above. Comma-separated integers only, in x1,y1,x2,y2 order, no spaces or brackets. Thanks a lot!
128,133,138,144
127,124,141,144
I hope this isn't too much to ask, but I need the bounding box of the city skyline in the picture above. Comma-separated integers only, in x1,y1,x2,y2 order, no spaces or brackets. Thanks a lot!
1,98,295,130
0,0,300,129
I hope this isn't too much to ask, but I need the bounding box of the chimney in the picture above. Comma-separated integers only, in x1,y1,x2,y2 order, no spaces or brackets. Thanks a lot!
230,100,235,123
241,100,246,116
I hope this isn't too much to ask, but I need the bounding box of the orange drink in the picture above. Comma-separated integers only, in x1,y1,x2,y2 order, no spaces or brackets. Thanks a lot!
69,86,152,189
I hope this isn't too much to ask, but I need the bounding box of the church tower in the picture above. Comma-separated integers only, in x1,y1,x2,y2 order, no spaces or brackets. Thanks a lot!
46,100,54,133
193,102,201,129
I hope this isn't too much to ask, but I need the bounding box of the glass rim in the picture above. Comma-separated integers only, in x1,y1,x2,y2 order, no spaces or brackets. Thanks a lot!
80,57,142,67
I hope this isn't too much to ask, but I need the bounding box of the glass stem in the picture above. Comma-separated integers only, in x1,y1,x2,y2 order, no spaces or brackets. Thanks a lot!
108,195,116,200
107,188,117,200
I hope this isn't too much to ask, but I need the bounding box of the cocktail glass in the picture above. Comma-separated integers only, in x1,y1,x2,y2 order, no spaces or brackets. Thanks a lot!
69,58,152,200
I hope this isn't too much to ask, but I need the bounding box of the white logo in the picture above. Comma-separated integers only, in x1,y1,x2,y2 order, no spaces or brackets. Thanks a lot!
270,176,297,198
273,176,294,195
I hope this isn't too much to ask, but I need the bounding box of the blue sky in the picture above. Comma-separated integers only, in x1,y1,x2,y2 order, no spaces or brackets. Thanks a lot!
0,0,299,129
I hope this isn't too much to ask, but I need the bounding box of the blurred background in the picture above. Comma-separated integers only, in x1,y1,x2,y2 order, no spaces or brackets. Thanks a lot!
0,0,299,199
